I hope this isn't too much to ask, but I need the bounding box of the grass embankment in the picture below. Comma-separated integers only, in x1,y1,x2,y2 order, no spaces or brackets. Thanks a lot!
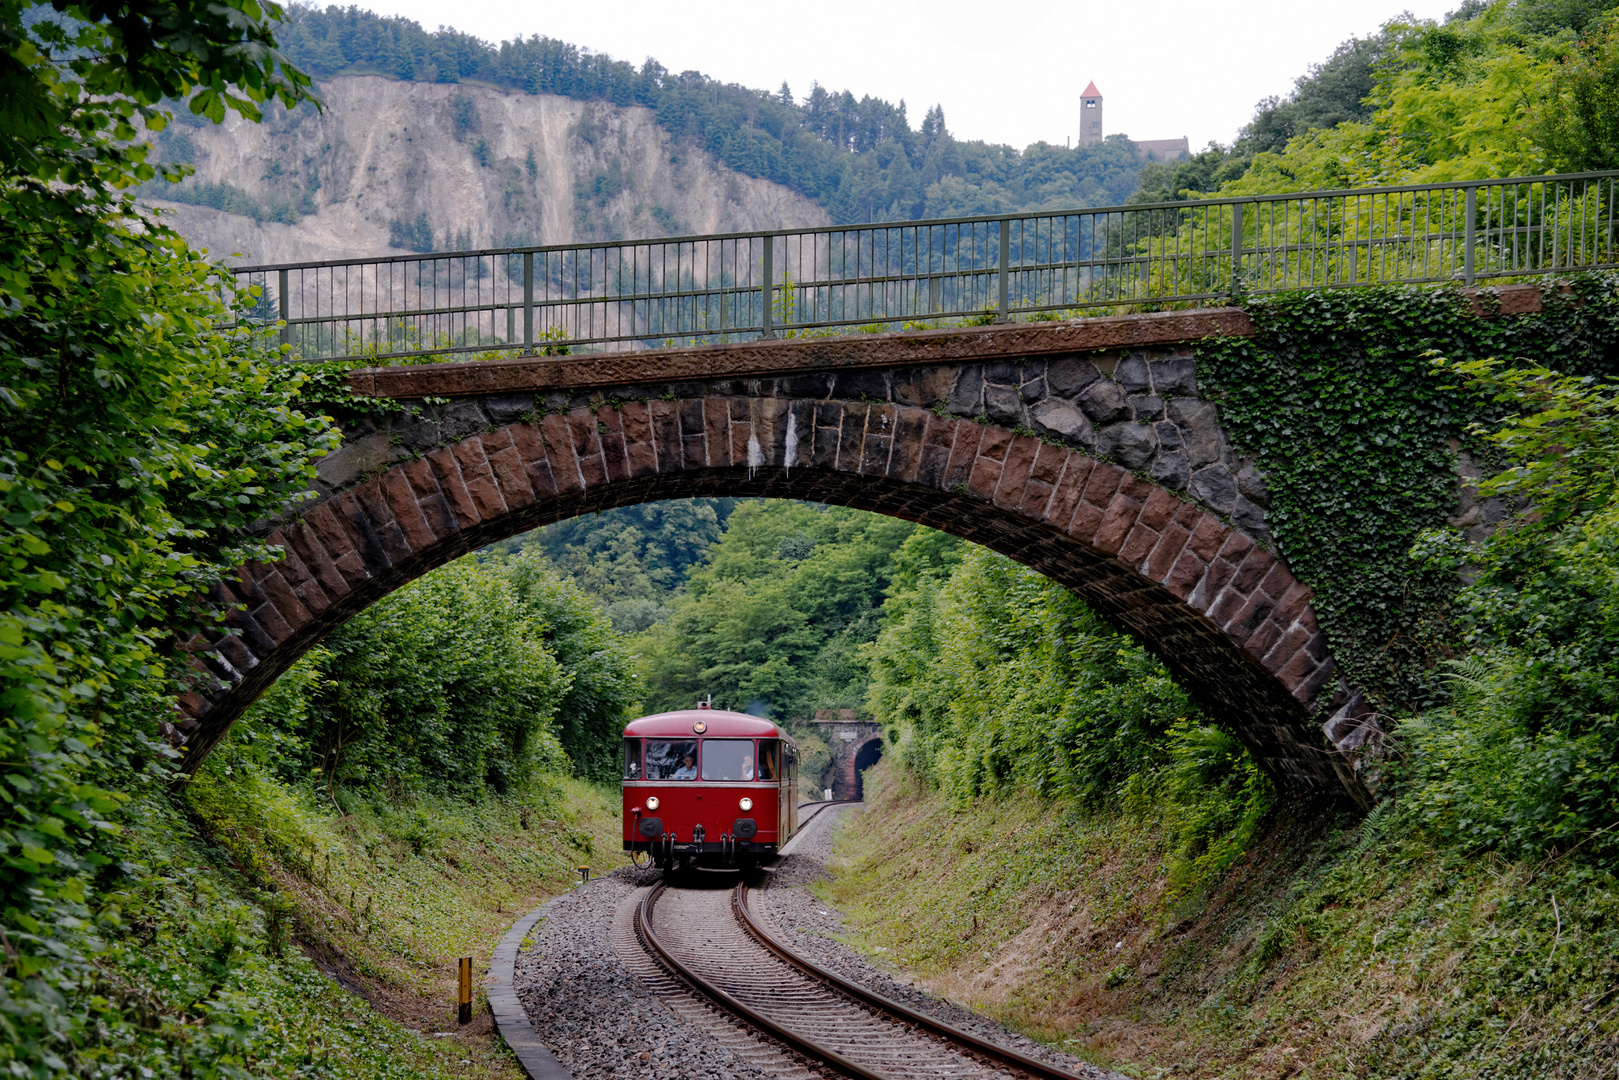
821,760,1619,1079
101,763,628,1080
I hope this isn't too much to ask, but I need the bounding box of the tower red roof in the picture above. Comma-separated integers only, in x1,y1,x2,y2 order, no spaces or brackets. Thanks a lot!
1082,81,1101,98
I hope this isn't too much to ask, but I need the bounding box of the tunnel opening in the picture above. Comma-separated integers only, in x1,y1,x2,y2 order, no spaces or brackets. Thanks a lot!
852,738,883,801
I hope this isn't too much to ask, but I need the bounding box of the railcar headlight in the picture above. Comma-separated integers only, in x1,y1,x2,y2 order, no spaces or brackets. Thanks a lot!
739,797,753,811
645,796,660,811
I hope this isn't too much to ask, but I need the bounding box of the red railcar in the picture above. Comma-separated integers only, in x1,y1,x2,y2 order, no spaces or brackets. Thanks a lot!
621,706,799,871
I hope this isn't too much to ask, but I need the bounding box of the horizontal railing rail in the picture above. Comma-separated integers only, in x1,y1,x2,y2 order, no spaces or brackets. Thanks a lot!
223,170,1619,363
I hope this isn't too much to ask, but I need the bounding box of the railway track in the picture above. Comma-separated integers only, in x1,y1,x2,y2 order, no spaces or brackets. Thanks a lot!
632,874,1092,1080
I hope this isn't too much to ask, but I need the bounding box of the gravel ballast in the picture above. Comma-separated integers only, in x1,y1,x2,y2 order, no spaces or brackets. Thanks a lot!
511,803,1122,1079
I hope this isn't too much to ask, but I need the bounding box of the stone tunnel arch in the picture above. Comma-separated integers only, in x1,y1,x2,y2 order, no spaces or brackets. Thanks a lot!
178,394,1375,805
851,736,883,801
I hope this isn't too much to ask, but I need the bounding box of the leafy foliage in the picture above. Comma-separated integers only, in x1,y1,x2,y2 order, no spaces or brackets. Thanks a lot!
1197,280,1619,714
1400,361,1619,861
0,2,331,1071
636,502,914,719
500,499,735,632
235,548,636,794
1136,0,1619,202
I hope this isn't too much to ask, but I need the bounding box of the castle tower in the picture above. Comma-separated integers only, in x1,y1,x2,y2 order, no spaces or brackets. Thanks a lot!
1079,80,1103,143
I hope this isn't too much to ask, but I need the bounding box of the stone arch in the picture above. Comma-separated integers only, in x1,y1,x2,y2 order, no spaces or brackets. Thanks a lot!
178,395,1373,805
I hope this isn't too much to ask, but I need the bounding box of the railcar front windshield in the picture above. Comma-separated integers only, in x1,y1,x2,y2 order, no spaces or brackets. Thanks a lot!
622,738,641,780
645,739,699,780
700,739,755,781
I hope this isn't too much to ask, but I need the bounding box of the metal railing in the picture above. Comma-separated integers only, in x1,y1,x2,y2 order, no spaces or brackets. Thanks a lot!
226,170,1619,363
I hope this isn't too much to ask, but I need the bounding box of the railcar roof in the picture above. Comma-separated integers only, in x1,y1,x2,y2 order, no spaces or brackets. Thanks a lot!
623,710,786,739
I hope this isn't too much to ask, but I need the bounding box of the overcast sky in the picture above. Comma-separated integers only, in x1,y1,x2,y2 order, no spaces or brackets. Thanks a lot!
365,0,1461,151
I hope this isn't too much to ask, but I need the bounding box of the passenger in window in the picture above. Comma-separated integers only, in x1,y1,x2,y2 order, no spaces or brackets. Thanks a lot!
672,752,698,780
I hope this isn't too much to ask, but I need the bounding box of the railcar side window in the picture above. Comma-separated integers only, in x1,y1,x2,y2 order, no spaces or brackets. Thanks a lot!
622,738,642,780
758,739,780,781
700,739,755,781
645,740,699,780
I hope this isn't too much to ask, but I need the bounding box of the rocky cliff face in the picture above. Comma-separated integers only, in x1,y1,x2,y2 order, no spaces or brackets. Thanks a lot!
143,76,828,266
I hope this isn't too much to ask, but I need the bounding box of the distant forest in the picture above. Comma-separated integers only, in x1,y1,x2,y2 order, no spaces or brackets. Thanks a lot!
275,4,1152,223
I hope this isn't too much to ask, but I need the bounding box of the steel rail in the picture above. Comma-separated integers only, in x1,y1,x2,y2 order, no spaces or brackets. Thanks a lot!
634,881,887,1080
731,884,1090,1080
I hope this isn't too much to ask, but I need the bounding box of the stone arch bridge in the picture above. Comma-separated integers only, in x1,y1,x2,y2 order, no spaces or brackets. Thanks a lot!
175,300,1497,808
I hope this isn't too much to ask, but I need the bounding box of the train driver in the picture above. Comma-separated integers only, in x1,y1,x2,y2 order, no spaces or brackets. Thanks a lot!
672,751,698,779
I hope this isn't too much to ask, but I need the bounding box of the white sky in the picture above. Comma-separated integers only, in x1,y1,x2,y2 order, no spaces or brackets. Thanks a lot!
366,0,1461,151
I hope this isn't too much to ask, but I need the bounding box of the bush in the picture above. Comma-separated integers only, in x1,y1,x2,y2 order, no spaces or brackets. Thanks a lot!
1402,360,1619,862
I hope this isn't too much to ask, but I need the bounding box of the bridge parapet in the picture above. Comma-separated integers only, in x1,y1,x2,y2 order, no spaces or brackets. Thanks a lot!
230,170,1618,364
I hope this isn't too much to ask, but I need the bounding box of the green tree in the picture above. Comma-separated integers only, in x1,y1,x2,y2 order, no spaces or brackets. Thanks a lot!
1,2,323,1072
1536,17,1619,172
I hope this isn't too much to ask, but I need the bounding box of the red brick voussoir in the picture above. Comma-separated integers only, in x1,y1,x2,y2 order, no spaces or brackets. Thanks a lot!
181,394,1371,806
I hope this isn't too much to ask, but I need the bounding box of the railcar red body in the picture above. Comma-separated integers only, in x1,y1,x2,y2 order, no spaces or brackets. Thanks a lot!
621,707,798,870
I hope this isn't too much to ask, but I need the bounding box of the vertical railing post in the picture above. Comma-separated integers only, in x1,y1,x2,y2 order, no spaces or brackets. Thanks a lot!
997,218,1010,321
277,269,289,349
522,252,534,353
761,234,774,338
1464,186,1477,286
1230,202,1244,295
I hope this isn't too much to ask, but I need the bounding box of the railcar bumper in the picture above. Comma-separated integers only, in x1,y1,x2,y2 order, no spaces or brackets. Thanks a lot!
622,839,777,857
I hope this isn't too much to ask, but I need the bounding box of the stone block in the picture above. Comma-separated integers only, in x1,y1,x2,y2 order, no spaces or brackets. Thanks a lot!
1189,463,1238,513
1118,522,1160,565
1044,454,1092,529
1096,422,1157,469
1230,548,1277,594
1047,356,1102,397
450,438,509,519
1019,478,1055,520
1296,657,1337,703
1162,548,1208,600
648,400,682,473
1149,450,1190,492
349,482,414,567
704,397,731,468
1224,591,1277,640
1186,513,1228,561
1029,399,1093,446
942,422,983,489
888,409,930,482
891,366,956,408
381,469,439,549
1145,522,1192,580
1081,462,1124,508
967,456,1003,501
595,408,631,482
948,365,984,414
1241,617,1286,663
1148,354,1197,397
1129,394,1165,422
984,384,1022,425
1272,581,1313,628
1231,495,1268,535
1115,352,1151,393
995,436,1039,511
1093,494,1142,555
1078,378,1131,424
976,425,1013,463
1138,487,1181,530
